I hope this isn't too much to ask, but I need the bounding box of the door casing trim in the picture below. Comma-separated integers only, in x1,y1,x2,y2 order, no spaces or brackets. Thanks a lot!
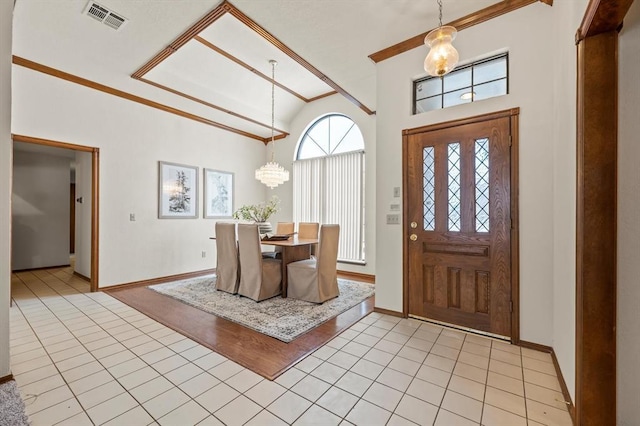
12,134,100,292
401,108,521,343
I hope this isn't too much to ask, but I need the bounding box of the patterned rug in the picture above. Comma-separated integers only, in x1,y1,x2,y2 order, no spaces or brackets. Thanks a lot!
0,380,30,426
149,275,374,342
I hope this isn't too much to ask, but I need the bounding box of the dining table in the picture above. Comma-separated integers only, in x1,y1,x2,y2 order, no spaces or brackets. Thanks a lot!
260,236,318,298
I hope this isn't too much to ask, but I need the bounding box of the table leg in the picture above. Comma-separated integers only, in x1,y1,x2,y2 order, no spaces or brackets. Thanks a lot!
280,245,311,298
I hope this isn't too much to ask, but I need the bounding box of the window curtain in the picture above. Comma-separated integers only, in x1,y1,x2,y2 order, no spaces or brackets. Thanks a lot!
293,151,364,262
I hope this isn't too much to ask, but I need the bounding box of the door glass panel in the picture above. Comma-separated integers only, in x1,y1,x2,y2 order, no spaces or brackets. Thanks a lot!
448,143,461,231
423,147,435,231
475,138,490,232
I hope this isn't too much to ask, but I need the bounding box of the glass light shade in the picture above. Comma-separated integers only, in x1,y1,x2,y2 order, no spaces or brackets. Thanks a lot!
255,161,290,189
424,25,459,77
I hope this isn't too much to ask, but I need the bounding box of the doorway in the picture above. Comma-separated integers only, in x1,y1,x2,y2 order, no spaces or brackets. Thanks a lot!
12,134,100,291
402,109,520,341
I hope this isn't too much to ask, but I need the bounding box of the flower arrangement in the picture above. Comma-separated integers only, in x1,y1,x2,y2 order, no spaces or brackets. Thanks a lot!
233,196,280,223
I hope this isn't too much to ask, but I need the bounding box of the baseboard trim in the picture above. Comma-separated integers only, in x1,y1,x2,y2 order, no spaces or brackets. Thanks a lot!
12,264,71,272
0,374,14,385
102,269,216,291
519,340,552,353
73,271,91,282
373,307,405,318
337,270,375,284
519,340,575,423
550,348,576,423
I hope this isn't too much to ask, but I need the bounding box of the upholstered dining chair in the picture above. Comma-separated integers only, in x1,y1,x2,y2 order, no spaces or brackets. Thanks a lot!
214,222,239,294
262,222,295,259
237,224,282,301
298,222,320,256
287,224,340,303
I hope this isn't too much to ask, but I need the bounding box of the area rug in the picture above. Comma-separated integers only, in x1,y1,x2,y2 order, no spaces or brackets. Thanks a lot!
0,380,30,426
149,275,374,342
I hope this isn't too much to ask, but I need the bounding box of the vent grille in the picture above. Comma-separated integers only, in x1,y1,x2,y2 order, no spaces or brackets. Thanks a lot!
84,1,128,31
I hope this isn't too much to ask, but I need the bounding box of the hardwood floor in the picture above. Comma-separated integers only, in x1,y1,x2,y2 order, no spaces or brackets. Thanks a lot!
106,286,374,380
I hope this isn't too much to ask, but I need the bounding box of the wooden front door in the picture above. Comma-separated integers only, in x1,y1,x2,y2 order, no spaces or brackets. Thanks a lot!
403,110,518,338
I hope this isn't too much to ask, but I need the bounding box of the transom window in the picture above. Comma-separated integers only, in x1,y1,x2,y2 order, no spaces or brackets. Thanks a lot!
297,114,364,160
413,53,509,114
294,114,365,263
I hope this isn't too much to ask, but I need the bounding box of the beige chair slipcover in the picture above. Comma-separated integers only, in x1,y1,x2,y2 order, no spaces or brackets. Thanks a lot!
262,222,295,259
287,224,340,303
298,222,319,256
238,224,282,301
215,222,239,294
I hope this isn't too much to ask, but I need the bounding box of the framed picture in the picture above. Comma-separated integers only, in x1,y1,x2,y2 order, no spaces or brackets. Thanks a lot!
158,161,198,218
204,169,234,218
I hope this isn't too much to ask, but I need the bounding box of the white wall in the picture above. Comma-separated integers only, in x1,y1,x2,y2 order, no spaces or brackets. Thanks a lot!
551,0,589,403
75,151,92,278
12,66,268,287
617,1,640,423
376,4,559,345
12,151,71,270
269,94,377,276
0,0,13,378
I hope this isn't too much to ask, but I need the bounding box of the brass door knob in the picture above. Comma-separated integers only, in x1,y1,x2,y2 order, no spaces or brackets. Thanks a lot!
410,234,418,241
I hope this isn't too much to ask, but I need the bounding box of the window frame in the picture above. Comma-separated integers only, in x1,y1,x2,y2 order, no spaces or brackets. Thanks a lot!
413,53,509,115
293,114,366,264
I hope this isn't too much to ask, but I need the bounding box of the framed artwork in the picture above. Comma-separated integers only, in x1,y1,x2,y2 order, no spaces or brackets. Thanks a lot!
158,161,198,218
204,169,234,218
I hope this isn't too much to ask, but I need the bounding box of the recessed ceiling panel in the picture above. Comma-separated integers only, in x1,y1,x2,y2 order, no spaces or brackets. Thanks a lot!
198,13,335,100
146,39,304,126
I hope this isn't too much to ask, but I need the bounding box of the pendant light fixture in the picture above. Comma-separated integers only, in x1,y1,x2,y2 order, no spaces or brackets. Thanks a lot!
255,60,290,189
424,0,459,77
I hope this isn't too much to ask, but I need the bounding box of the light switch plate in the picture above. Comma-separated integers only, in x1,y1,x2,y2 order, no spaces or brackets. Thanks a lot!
386,214,400,225
393,187,401,197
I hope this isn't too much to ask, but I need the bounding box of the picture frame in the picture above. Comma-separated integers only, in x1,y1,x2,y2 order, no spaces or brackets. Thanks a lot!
158,161,198,219
204,168,234,219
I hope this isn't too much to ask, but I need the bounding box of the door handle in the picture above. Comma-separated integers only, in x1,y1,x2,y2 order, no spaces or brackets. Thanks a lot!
410,234,418,241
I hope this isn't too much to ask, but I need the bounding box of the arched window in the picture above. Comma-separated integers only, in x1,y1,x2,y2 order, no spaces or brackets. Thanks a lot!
293,114,365,263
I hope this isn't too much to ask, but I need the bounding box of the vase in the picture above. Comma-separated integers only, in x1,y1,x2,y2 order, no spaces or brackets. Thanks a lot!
256,222,272,235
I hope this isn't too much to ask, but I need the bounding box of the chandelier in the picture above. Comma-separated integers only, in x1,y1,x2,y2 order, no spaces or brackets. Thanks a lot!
424,0,459,77
256,60,289,189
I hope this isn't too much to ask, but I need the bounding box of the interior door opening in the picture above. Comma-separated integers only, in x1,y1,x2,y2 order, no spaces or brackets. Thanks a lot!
11,134,100,291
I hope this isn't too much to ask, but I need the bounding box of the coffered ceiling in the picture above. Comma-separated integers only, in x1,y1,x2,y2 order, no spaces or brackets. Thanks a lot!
13,0,525,143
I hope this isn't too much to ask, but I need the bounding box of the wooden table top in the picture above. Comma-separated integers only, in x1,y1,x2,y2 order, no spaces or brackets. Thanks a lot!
260,237,318,247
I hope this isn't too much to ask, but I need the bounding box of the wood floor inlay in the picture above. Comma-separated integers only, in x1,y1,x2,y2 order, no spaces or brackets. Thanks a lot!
106,286,374,380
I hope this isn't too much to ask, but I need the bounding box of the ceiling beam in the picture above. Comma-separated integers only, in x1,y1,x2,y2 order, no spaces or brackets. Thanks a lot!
194,36,310,103
137,76,289,137
368,0,553,64
224,1,375,115
131,0,375,116
13,56,273,143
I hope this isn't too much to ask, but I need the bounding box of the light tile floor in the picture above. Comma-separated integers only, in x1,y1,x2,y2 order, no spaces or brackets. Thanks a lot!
10,267,573,426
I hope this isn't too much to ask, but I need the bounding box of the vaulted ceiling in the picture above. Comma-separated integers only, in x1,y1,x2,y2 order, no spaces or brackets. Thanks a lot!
13,0,519,143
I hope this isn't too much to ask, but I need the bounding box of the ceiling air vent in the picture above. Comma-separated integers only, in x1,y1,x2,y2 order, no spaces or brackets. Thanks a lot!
84,1,128,31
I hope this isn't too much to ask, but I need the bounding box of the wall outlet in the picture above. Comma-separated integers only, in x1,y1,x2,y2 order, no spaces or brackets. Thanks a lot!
201,251,206,258
386,214,400,225
393,187,401,198
390,203,401,211
129,213,136,221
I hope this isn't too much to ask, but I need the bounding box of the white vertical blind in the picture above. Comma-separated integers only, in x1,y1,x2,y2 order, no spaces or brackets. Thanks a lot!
293,151,364,262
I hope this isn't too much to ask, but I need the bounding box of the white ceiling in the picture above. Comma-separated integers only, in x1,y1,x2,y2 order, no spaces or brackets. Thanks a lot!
12,0,498,142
